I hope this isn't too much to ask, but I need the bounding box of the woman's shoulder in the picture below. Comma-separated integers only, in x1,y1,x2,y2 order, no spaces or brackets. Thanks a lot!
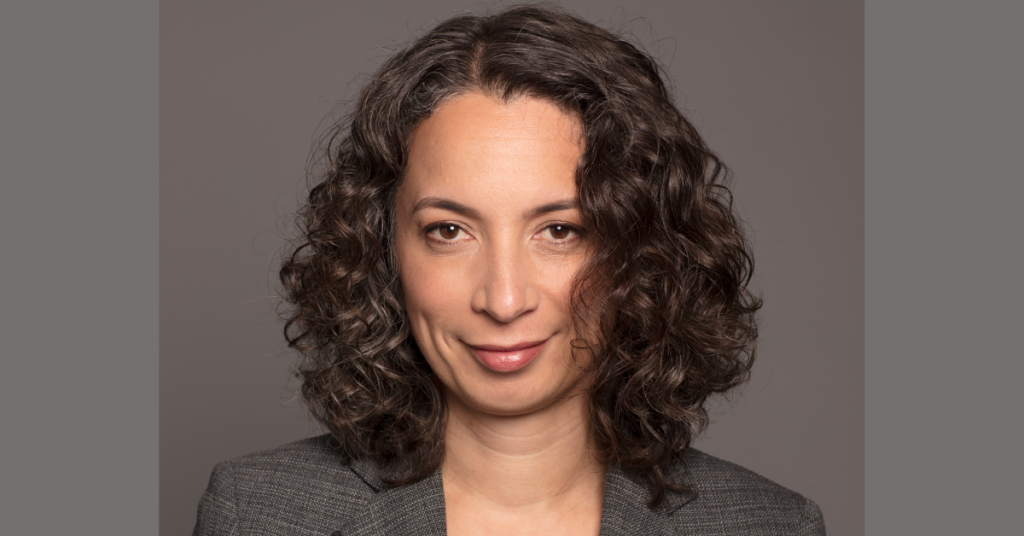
208,434,355,479
193,437,825,535
666,448,826,535
193,434,373,536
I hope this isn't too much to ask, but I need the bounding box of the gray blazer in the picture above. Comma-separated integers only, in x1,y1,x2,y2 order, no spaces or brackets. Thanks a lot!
193,435,825,535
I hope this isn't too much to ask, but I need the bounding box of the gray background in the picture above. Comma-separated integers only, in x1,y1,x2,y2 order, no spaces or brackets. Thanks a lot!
1,0,159,534
5,0,1021,535
865,1,1024,532
161,1,863,535
6,1,1015,536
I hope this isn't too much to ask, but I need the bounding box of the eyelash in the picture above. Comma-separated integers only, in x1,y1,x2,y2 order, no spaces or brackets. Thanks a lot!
423,223,585,246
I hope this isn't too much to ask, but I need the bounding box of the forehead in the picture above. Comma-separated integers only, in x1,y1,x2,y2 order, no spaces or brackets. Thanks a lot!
399,92,583,208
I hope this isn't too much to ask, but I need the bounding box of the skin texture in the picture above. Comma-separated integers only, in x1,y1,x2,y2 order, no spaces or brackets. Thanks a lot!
395,93,605,535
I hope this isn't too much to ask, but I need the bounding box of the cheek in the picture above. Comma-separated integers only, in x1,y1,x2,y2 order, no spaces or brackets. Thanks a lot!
542,255,584,312
551,257,598,344
402,271,461,325
396,244,467,339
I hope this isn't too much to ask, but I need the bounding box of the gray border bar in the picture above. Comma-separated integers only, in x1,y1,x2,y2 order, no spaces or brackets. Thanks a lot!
866,0,1023,533
0,1,159,533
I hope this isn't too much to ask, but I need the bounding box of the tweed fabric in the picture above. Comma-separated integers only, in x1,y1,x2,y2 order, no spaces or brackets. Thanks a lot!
193,435,825,535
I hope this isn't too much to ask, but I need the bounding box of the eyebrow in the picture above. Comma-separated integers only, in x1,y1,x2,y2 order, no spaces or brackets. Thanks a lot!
412,197,482,219
525,200,577,218
411,197,578,219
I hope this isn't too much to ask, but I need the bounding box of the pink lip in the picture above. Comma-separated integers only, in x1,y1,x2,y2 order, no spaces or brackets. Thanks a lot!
468,340,547,372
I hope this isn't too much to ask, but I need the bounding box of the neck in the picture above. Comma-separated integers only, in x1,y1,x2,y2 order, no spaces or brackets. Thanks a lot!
441,390,605,512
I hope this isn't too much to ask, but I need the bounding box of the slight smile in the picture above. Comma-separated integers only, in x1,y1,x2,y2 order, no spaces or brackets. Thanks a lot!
467,340,548,373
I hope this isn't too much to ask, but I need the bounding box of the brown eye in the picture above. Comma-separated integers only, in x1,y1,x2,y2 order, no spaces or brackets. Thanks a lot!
436,224,462,240
541,224,580,242
549,225,571,240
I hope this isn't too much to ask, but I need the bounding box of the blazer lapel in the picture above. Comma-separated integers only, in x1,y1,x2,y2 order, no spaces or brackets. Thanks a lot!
599,464,697,536
342,460,447,536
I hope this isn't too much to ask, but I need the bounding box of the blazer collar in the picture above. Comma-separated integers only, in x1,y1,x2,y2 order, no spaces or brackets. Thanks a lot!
343,458,446,536
599,462,697,535
342,457,697,536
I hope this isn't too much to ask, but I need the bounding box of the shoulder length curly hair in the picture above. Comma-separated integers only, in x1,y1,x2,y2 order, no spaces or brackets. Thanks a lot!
279,4,760,506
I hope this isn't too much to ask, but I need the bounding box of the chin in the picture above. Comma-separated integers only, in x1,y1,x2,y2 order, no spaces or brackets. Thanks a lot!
445,365,588,418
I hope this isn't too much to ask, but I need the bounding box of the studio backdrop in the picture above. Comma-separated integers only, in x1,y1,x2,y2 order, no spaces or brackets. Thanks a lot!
160,1,863,535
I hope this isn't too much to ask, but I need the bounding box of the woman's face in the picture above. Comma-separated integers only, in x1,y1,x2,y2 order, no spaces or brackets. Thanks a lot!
395,92,590,417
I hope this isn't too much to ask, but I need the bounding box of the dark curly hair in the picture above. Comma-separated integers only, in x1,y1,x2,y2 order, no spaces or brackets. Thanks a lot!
279,4,761,506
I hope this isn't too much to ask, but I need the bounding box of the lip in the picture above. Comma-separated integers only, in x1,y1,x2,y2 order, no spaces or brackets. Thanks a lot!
468,339,547,373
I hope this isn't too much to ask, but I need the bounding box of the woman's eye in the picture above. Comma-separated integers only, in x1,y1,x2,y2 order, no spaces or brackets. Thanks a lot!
428,224,465,241
541,224,578,241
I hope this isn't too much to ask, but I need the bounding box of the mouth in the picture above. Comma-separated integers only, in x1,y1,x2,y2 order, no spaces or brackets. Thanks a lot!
467,339,548,373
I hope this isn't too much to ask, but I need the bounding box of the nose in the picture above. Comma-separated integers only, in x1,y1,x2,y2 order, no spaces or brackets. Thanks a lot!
471,241,540,323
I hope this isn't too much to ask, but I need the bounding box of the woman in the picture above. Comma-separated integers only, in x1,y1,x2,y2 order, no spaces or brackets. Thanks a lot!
194,5,825,535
